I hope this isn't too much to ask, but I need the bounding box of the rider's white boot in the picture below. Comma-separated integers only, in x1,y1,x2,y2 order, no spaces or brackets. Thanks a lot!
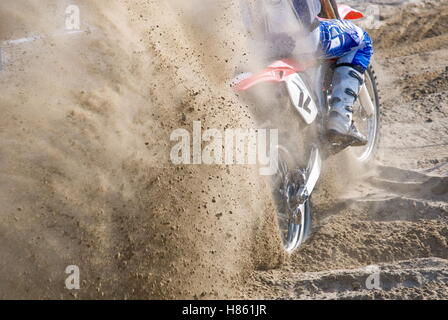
326,65,368,146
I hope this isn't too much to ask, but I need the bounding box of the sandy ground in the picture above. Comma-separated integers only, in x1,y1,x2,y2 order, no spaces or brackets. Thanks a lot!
0,0,446,300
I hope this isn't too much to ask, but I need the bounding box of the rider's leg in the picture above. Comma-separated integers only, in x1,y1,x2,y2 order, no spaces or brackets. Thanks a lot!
326,33,373,146
326,63,367,145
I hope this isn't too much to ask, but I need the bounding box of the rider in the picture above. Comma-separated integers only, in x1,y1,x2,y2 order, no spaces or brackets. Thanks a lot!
243,0,373,146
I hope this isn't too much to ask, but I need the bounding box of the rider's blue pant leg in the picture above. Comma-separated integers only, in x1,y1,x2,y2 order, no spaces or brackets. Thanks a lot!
319,20,373,72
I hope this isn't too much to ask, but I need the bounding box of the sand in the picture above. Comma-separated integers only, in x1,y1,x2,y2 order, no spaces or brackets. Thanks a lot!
0,0,447,300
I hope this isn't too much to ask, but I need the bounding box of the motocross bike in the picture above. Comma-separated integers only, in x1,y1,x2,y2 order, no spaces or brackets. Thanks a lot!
233,4,380,253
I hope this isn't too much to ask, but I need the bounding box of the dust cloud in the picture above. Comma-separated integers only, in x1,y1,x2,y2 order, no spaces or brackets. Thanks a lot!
0,0,284,299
